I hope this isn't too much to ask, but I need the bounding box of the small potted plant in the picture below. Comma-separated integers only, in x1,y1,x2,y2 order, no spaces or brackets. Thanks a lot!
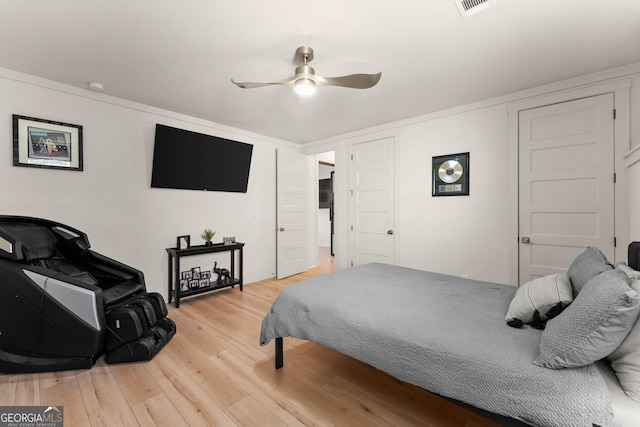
201,228,216,246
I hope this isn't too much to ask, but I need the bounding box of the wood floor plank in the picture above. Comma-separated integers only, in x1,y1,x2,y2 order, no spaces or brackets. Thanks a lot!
209,350,333,427
225,395,293,427
252,356,393,427
142,353,237,427
166,310,227,358
76,364,139,427
108,362,163,406
131,393,188,427
39,370,91,427
0,373,40,406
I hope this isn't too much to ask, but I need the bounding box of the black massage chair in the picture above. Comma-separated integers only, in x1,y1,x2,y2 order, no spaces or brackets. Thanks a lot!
0,215,176,374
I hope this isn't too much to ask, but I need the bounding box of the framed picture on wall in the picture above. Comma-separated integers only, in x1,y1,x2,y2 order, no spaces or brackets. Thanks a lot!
432,152,470,197
13,115,83,171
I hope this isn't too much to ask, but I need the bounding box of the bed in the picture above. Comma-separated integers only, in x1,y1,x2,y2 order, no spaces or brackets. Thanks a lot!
260,244,640,427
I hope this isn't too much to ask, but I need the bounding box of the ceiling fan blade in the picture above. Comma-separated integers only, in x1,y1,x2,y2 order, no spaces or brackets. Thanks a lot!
315,72,382,89
231,76,296,89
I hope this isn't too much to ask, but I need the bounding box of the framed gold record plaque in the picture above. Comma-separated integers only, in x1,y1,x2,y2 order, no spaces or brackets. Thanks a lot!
432,152,469,196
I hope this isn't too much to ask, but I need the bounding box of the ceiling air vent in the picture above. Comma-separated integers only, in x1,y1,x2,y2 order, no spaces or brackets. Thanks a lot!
455,0,496,20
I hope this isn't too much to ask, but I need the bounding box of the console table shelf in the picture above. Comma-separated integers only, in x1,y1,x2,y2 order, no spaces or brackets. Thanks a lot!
166,242,244,308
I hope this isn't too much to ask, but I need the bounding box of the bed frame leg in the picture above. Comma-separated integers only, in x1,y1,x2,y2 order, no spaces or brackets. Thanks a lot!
275,337,283,369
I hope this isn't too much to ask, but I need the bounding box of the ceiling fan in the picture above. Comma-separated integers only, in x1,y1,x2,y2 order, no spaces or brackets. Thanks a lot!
231,46,382,96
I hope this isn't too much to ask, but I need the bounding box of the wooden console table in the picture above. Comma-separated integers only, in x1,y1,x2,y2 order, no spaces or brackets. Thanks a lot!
166,242,244,308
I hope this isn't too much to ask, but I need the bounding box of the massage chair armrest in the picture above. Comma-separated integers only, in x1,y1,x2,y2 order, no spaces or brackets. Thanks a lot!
20,263,106,312
1,262,106,348
86,250,145,286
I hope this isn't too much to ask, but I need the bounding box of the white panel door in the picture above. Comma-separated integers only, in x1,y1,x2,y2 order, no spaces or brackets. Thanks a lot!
349,136,395,266
276,149,307,279
519,94,615,283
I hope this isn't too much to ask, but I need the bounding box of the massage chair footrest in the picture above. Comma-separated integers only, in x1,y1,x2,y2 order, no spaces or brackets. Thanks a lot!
104,319,176,364
104,292,176,364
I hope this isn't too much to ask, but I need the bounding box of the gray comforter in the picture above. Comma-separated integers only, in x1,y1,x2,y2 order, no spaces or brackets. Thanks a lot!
260,263,613,427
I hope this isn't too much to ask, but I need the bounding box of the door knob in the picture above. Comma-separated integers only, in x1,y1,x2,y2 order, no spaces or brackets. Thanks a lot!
278,227,285,232
521,237,530,244
387,230,394,235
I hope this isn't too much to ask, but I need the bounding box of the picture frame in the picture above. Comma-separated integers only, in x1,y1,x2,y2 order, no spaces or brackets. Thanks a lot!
177,235,190,249
180,279,190,292
224,236,236,245
181,270,192,280
191,266,201,280
188,279,199,289
13,115,83,171
198,278,210,288
432,152,470,197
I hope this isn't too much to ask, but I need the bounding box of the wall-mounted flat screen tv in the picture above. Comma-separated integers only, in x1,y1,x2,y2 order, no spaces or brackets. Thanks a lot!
151,124,253,193
319,178,332,208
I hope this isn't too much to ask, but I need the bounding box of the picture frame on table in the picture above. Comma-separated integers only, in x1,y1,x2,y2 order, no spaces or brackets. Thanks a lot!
180,279,190,292
181,270,192,280
13,115,83,171
191,266,201,280
188,279,199,289
198,278,210,288
177,235,190,249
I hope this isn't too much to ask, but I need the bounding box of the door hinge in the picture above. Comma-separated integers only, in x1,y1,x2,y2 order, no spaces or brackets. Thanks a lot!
351,225,353,231
351,260,354,267
351,154,354,160
613,109,617,120
614,173,617,183
614,237,617,247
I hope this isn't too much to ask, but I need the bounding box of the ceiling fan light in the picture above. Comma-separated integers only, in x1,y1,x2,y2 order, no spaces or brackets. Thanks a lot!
294,78,316,96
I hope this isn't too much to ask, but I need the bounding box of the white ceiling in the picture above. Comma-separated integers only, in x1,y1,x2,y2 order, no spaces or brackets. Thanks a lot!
1,0,639,144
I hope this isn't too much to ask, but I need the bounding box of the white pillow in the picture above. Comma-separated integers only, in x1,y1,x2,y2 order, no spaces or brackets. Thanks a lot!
615,262,640,281
608,271,640,401
505,274,573,329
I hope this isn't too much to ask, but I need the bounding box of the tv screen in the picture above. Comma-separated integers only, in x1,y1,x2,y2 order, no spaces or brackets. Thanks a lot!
319,178,331,208
151,124,253,193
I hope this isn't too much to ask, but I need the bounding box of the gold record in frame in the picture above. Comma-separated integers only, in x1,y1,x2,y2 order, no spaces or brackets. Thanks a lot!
432,152,469,196
438,160,463,183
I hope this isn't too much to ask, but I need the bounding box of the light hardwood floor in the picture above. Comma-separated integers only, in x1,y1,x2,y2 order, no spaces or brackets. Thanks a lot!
0,247,499,426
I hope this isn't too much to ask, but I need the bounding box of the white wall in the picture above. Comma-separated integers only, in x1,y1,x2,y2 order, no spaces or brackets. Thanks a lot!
0,68,300,296
397,105,510,282
304,62,640,285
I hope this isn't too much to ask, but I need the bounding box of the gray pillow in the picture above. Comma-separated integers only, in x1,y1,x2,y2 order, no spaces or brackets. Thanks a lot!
566,247,612,296
534,268,640,369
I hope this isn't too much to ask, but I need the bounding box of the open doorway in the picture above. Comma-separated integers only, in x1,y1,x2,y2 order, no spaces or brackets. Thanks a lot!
317,152,335,263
